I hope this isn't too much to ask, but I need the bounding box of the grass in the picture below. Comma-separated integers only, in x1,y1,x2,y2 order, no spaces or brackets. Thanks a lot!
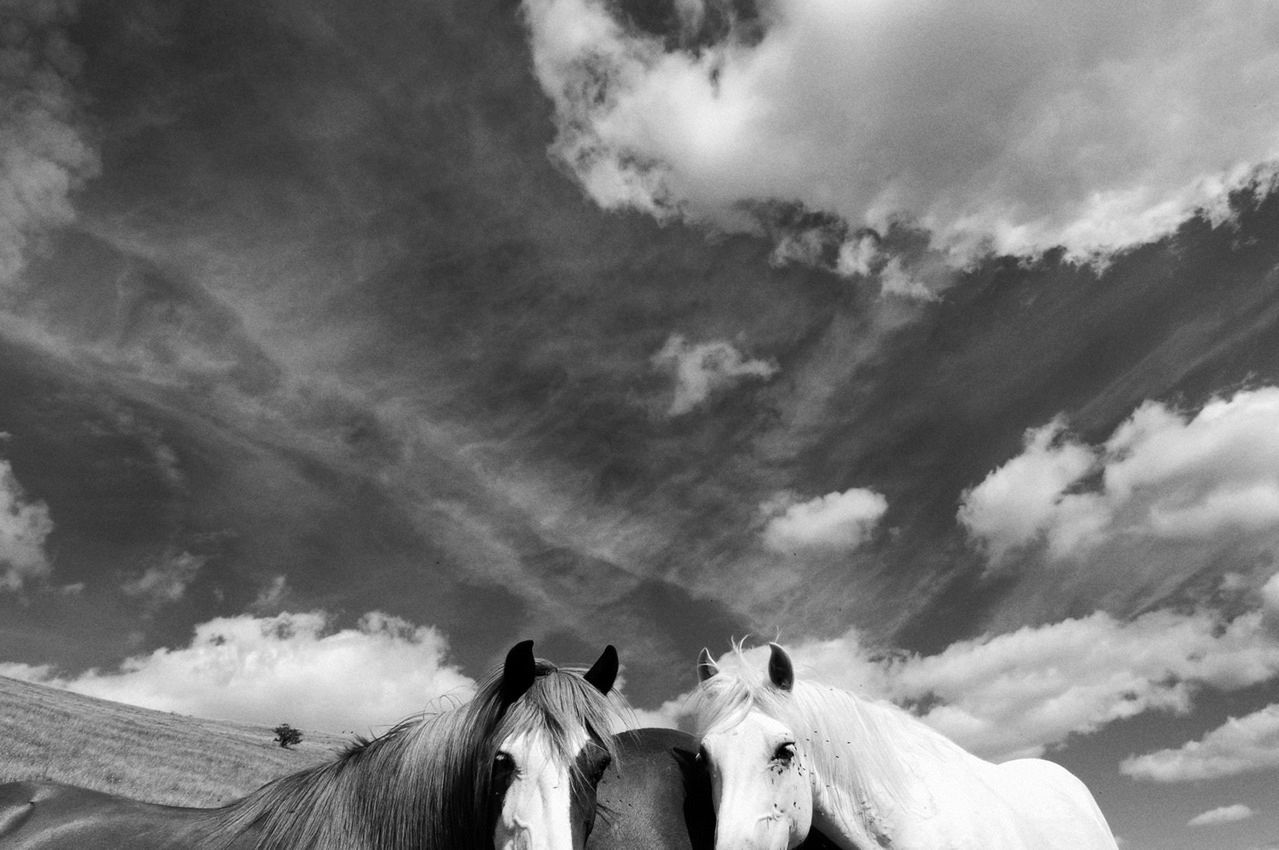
0,675,351,806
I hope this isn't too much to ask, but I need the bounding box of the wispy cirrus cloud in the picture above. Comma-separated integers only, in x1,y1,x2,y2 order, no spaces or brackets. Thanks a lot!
120,550,205,606
523,0,1279,260
0,0,99,289
651,333,777,415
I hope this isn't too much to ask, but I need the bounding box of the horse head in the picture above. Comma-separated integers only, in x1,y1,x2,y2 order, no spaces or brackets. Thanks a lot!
489,640,620,850
694,643,813,850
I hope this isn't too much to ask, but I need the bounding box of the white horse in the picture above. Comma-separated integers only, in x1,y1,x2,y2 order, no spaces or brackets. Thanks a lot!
692,643,1118,850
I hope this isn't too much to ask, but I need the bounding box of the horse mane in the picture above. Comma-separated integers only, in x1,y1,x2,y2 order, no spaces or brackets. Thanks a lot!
203,659,625,850
692,647,984,833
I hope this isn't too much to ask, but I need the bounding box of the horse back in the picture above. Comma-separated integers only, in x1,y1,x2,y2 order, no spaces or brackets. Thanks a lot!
0,780,253,850
995,760,1119,849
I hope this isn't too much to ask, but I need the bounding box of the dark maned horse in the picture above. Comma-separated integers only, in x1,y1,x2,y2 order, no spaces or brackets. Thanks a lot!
0,640,623,850
587,727,839,850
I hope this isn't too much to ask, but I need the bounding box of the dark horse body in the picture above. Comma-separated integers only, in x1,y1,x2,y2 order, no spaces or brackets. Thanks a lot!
0,728,836,849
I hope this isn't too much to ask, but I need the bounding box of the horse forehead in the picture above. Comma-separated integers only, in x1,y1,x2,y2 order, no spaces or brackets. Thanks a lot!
705,709,793,746
499,727,589,765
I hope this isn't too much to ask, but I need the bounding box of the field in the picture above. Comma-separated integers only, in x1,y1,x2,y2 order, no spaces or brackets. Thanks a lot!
0,675,349,806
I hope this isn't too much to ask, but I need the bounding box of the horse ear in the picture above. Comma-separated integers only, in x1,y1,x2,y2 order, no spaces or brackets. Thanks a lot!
584,644,618,694
767,643,794,691
697,648,719,682
500,639,537,705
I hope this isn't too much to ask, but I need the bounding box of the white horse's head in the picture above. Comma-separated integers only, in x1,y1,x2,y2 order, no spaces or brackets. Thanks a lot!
489,642,619,850
694,644,813,850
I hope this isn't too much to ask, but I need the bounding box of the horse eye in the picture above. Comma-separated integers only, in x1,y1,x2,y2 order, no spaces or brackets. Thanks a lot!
772,742,796,763
491,751,517,796
696,745,709,764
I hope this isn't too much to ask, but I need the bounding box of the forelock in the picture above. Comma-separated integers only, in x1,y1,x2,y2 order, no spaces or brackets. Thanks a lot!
692,663,786,737
497,664,624,777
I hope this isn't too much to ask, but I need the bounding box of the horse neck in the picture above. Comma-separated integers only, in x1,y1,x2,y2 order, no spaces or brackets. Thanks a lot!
781,682,982,848
209,708,489,850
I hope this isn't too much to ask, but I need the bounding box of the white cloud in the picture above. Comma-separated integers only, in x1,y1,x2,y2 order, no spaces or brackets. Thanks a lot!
0,611,475,733
877,257,936,302
670,597,1279,763
522,0,1279,259
121,551,204,604
761,488,887,553
1186,804,1255,827
960,388,1279,570
0,459,54,591
958,416,1101,567
651,334,777,415
1121,703,1279,782
887,608,1279,761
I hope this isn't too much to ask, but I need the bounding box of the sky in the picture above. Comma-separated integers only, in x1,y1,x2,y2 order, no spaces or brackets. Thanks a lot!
1,0,1279,846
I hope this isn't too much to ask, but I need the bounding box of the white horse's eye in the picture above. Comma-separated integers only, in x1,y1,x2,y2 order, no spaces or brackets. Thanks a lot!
772,742,796,763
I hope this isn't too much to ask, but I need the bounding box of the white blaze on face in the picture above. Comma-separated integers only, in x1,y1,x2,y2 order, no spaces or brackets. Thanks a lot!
492,728,589,850
701,713,814,850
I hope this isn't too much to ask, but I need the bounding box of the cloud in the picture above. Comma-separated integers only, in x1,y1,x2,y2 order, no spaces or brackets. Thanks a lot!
651,334,778,415
957,416,1101,567
0,459,54,591
886,607,1279,760
251,574,290,610
522,0,1279,259
1121,703,1279,782
674,594,1279,762
0,0,99,287
121,550,205,605
0,611,476,733
960,388,1279,570
1186,804,1255,827
761,488,887,553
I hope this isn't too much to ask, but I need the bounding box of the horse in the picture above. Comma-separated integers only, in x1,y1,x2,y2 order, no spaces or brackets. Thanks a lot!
586,726,840,850
0,639,623,850
691,643,1119,850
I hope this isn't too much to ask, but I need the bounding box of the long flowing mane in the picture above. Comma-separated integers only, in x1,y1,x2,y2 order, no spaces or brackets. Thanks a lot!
204,659,625,850
691,652,983,833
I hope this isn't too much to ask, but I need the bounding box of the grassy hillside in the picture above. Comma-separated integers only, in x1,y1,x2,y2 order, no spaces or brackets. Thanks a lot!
0,675,350,806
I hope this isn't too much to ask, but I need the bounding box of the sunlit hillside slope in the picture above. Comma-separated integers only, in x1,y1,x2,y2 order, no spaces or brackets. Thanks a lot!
0,675,348,806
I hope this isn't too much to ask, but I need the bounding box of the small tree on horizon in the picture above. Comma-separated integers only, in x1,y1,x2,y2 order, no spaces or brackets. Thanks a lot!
272,723,303,749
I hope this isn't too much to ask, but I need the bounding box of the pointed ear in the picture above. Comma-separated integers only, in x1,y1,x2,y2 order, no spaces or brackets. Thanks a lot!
767,643,794,691
697,648,719,682
500,639,537,705
584,644,618,694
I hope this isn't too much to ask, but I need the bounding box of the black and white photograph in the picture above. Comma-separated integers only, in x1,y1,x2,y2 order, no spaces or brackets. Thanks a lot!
2,1,1279,847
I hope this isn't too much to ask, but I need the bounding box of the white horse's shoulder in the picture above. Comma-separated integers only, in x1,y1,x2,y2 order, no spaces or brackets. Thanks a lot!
995,759,1119,849
998,757,1093,795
